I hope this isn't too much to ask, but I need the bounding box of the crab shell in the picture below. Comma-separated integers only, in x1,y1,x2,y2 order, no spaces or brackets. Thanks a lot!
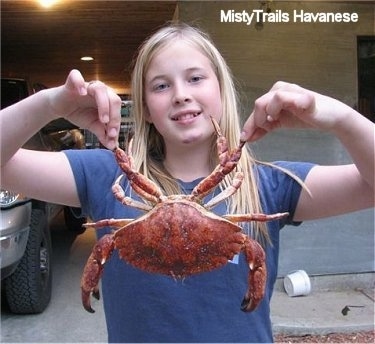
80,191,275,314
114,196,248,277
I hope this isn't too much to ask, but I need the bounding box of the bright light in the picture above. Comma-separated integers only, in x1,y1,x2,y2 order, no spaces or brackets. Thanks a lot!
38,0,59,8
80,56,94,61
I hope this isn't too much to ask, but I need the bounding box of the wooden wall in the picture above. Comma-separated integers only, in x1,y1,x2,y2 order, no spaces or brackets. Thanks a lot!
177,1,374,120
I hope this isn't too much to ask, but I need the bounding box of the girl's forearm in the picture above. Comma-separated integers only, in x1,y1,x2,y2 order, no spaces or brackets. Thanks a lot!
0,89,57,166
332,109,375,190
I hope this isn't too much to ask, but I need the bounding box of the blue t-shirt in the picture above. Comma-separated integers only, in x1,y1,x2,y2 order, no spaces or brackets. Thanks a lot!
64,149,314,343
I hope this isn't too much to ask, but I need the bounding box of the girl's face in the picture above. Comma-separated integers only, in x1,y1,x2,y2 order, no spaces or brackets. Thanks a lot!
144,40,222,148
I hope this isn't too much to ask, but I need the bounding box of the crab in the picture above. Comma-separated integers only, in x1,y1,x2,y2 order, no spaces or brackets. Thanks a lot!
81,117,288,313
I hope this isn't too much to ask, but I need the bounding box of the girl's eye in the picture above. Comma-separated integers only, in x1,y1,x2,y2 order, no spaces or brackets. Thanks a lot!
153,83,169,92
190,75,204,83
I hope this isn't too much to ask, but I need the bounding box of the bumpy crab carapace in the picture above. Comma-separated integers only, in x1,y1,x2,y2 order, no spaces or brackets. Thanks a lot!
81,117,288,313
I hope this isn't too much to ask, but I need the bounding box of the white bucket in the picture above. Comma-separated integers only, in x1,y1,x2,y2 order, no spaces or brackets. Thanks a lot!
283,270,311,297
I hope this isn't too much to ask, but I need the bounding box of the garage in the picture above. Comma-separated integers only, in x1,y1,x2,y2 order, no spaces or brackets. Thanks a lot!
1,1,374,342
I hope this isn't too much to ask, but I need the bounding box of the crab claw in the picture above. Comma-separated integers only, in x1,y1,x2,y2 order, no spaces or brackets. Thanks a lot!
81,278,100,313
80,234,114,313
241,236,267,312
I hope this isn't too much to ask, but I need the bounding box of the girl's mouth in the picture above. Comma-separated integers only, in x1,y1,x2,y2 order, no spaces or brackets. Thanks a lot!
171,112,201,121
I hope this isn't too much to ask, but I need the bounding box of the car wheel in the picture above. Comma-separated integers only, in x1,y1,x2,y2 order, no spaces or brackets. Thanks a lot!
4,208,52,314
64,206,86,234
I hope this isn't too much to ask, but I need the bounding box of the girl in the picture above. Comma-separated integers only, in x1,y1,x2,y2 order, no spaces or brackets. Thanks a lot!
1,23,373,343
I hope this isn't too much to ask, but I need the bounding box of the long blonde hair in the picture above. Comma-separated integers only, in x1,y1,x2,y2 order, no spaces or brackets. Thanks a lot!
130,22,268,242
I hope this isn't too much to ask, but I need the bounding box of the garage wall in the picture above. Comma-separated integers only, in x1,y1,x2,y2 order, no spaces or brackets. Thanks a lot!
177,1,374,117
177,1,375,277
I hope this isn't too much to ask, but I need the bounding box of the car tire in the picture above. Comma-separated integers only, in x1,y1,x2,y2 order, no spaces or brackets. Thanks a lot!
4,208,52,314
64,207,86,234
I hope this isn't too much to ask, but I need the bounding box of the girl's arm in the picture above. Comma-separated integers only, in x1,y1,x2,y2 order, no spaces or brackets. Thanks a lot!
0,69,122,207
241,81,374,221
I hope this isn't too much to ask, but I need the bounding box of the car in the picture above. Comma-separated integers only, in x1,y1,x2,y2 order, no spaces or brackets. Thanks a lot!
1,78,86,314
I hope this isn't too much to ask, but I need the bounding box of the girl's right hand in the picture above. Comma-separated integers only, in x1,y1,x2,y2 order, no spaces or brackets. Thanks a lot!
48,69,122,150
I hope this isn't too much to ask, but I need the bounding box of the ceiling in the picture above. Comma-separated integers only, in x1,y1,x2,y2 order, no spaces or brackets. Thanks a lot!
1,0,178,94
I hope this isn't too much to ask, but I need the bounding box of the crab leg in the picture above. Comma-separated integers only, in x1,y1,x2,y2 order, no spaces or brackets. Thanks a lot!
204,172,244,210
240,236,267,312
210,116,246,169
112,175,154,211
114,147,165,203
83,218,134,230
223,212,289,223
81,234,114,313
191,117,245,202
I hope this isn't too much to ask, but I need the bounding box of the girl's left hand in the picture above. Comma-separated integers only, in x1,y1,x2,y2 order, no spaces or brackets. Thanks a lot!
240,81,352,142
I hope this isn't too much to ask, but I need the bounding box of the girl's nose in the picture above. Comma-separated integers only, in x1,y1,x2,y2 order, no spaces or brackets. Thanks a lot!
173,83,192,104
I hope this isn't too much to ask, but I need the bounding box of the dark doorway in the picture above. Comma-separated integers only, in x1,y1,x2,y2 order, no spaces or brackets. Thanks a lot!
357,36,375,122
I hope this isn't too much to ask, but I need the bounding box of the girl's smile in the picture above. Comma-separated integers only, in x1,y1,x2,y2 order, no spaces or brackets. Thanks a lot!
171,109,201,123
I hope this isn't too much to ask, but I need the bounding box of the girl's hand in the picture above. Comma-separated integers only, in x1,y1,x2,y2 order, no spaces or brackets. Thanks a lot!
240,81,353,142
48,69,122,150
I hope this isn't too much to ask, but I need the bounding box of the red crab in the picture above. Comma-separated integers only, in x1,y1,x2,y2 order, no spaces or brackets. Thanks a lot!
81,117,288,313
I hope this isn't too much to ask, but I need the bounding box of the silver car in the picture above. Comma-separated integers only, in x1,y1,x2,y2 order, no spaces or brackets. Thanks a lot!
1,78,85,314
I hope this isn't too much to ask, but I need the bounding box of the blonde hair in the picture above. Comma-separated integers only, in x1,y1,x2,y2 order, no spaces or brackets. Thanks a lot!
130,23,268,242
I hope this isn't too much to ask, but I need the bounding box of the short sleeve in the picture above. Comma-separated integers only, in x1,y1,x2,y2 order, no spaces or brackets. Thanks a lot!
256,161,315,228
63,149,120,220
